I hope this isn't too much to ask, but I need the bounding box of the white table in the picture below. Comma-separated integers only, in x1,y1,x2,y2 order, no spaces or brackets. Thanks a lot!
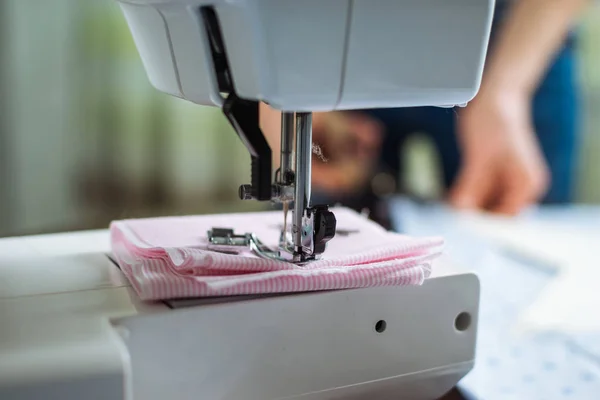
389,197,600,400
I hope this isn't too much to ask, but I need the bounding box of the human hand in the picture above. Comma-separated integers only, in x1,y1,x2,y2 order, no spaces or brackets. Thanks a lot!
311,111,383,194
449,89,550,215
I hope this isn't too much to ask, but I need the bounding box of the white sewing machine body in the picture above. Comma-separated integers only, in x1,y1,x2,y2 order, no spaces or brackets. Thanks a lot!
118,0,494,111
0,231,479,400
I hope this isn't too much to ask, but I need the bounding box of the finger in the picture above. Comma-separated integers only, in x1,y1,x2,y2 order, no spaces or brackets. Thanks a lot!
312,160,370,194
490,185,535,215
311,112,328,133
448,161,495,210
481,184,509,212
490,173,544,216
311,162,352,192
313,112,383,162
491,159,550,215
350,116,383,148
320,113,380,157
349,117,383,157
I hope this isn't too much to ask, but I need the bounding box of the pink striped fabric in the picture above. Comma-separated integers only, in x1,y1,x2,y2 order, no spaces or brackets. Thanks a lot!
110,207,444,300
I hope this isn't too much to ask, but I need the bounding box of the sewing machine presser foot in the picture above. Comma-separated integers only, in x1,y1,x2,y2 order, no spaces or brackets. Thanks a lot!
207,206,335,265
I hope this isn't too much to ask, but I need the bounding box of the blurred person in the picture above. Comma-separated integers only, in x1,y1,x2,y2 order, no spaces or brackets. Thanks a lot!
261,0,589,217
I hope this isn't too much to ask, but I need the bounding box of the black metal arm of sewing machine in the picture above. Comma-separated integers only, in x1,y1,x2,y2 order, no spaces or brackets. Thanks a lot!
223,95,272,201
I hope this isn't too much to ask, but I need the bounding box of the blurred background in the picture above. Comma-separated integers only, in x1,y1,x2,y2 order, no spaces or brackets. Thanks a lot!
0,0,599,237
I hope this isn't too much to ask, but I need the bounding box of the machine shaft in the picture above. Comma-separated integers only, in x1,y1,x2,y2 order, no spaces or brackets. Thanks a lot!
277,111,334,263
293,112,312,256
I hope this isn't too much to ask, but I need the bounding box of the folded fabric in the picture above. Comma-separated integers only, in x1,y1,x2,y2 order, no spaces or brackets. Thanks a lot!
110,207,444,300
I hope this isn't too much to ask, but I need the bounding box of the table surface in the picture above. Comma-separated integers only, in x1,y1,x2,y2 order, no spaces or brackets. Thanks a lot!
388,198,600,400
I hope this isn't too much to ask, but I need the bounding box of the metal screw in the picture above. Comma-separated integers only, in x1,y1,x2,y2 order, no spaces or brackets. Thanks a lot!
239,184,253,200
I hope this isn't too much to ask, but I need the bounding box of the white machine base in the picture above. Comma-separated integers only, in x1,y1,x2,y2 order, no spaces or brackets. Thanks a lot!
0,231,479,400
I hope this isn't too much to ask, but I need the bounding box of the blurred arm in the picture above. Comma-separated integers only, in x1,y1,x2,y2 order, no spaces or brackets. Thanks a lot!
478,0,589,99
450,0,590,214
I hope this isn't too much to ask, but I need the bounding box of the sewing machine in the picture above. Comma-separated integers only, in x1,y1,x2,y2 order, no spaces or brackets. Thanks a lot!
0,0,494,399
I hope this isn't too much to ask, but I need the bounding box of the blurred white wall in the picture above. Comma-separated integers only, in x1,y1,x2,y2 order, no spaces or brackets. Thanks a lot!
2,0,80,234
577,7,600,202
